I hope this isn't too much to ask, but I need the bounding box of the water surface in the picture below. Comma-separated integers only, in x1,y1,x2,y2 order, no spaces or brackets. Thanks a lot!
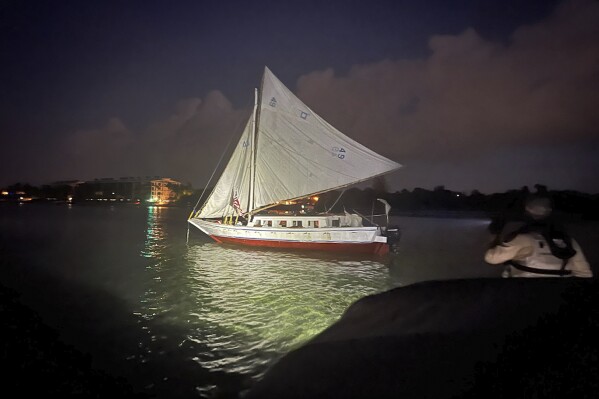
6,204,595,397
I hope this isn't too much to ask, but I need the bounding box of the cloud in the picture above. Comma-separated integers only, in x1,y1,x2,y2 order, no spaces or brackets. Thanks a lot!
61,90,248,185
64,118,136,178
295,0,599,166
66,118,133,157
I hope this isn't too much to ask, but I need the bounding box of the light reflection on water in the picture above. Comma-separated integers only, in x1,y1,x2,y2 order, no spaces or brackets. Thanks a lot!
184,245,390,376
141,205,168,259
136,206,392,387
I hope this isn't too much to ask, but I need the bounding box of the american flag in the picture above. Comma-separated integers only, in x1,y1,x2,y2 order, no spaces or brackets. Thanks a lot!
232,190,243,214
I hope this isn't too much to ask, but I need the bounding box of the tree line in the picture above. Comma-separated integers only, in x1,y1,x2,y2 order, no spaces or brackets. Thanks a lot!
315,184,599,220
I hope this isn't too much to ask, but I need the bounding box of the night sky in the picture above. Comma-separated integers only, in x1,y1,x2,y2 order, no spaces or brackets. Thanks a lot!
1,0,598,193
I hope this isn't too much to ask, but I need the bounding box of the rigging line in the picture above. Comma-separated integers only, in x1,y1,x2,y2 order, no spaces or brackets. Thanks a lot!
352,209,379,227
325,188,346,213
191,136,235,214
191,97,254,216
250,169,398,215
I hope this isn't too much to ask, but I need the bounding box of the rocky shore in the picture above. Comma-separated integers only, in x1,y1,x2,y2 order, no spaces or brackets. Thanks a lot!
0,283,145,397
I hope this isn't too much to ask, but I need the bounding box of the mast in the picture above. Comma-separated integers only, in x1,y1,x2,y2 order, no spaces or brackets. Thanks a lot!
248,69,265,216
248,88,258,215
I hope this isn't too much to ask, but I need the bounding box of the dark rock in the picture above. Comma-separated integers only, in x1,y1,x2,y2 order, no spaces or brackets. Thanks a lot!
247,278,599,399
0,284,146,397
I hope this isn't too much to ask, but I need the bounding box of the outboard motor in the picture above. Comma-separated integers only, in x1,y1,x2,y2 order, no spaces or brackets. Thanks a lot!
383,225,401,254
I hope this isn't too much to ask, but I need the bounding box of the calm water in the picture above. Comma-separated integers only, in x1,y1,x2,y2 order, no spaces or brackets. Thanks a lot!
1,204,595,398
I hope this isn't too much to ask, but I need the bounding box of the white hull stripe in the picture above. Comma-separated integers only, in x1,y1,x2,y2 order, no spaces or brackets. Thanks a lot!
188,219,386,244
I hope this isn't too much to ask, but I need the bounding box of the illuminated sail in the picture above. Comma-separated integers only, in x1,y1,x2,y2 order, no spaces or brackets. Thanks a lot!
198,67,401,218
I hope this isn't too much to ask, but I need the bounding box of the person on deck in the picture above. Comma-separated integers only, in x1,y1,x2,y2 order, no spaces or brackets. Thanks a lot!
485,195,593,278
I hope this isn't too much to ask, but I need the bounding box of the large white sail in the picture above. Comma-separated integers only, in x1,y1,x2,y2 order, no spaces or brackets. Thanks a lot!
197,67,401,218
251,67,401,211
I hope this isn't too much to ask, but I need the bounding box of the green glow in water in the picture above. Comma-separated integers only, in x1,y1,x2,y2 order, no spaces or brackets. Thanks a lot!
138,207,392,377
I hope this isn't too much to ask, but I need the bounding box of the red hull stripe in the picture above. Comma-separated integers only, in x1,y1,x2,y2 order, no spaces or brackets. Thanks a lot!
209,235,389,255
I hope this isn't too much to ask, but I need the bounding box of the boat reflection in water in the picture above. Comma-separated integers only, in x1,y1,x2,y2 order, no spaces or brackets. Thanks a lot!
135,205,394,395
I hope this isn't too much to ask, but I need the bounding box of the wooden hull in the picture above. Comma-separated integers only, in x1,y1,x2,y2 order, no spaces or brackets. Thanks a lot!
188,218,389,255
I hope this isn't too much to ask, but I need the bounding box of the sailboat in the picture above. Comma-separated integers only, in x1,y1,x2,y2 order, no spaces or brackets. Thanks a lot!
188,67,401,255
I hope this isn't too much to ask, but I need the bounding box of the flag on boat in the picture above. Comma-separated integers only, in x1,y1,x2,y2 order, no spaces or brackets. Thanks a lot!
378,198,391,225
377,198,391,216
231,189,243,214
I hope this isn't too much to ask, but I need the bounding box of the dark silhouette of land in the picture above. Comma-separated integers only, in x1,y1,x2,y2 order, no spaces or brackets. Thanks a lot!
317,184,599,221
0,283,146,397
2,182,598,220
248,278,599,399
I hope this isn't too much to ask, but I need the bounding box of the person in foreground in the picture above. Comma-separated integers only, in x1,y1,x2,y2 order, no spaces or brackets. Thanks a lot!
485,195,593,278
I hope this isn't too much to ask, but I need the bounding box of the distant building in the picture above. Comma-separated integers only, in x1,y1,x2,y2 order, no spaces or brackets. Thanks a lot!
74,176,182,204
149,177,181,205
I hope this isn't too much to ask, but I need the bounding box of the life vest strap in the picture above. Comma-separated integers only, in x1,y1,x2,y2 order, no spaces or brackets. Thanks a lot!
507,261,572,276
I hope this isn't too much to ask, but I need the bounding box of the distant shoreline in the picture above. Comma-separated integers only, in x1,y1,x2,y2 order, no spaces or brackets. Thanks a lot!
0,200,583,220
3,202,593,223
392,210,490,219
0,199,195,208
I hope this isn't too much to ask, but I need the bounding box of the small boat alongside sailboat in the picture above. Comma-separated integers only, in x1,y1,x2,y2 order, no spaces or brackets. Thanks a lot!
188,67,402,255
